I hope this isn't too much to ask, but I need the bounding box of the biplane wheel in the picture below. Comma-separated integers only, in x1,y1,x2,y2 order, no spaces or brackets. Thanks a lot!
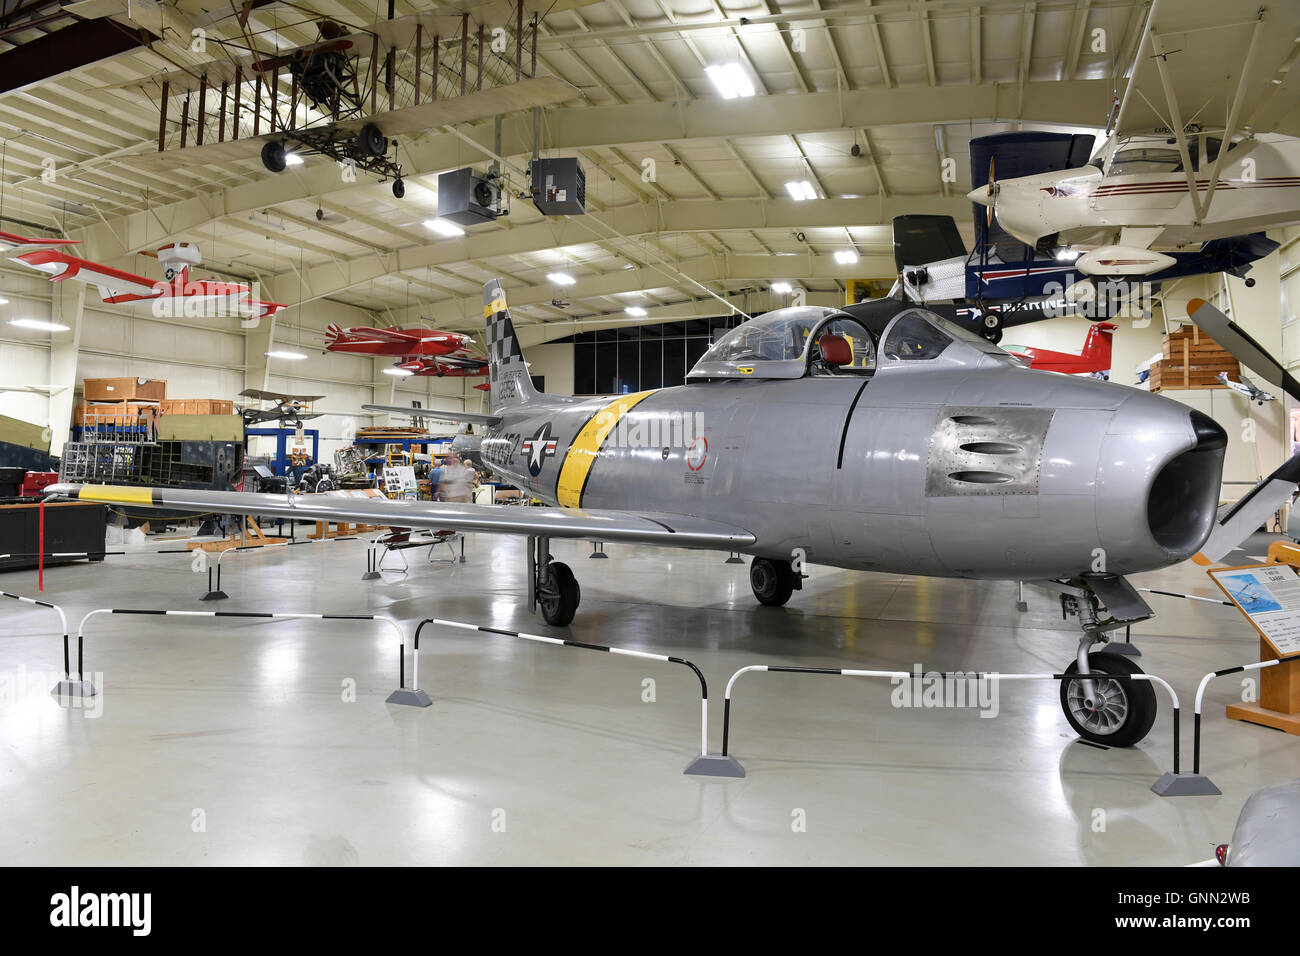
983,328,1003,345
539,562,580,627
392,178,405,199
261,140,287,173
1245,277,1256,288
750,557,795,607
360,122,387,157
1059,652,1157,748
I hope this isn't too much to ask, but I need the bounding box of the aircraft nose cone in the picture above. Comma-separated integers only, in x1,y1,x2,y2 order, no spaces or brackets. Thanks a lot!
966,186,991,206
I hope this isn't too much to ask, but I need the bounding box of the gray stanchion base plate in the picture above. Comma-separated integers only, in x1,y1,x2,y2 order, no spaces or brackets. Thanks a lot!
1107,642,1141,656
361,571,381,580
724,556,744,565
50,679,97,702
1151,772,1221,796
200,590,228,601
684,753,746,777
386,688,432,708
1015,601,1028,612
589,552,608,559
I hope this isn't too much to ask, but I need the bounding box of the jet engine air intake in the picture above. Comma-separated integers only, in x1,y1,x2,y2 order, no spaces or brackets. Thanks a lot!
1147,411,1227,557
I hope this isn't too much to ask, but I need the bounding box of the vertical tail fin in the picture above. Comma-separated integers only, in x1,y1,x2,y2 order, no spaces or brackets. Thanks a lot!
325,323,345,347
1082,321,1116,367
482,279,540,413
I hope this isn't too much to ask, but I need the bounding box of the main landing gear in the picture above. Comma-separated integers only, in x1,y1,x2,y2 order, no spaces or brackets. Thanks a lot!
749,556,803,607
528,535,580,626
1044,575,1157,747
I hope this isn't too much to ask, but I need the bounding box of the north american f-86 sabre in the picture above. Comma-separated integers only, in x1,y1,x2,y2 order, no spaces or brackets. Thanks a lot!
56,279,1269,749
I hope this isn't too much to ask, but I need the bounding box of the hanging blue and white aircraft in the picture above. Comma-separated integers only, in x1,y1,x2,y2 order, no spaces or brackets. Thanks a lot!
51,281,1299,751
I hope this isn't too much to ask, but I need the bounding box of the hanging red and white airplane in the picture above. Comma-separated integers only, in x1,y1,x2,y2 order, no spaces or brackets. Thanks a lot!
325,323,489,378
1002,321,1116,375
8,240,285,329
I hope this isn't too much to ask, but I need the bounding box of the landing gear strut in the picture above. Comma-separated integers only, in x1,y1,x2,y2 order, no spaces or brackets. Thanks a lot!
528,535,580,626
1042,575,1157,747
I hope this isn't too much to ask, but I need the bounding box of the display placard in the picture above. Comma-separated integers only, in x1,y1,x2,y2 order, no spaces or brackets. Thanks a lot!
1209,563,1300,656
381,466,418,501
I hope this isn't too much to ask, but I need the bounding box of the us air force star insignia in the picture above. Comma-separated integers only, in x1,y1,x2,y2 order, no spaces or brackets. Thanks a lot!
522,422,559,476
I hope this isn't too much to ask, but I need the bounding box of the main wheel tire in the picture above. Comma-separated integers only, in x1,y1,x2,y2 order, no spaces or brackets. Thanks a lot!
1059,652,1157,747
750,557,795,607
539,561,580,626
391,177,405,198
360,122,387,157
260,140,287,173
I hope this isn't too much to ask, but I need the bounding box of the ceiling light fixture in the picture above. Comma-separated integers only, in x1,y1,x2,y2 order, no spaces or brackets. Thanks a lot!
625,306,648,317
547,272,576,285
264,350,307,360
383,367,415,376
424,218,465,237
9,318,68,332
833,249,859,265
284,153,304,166
705,63,755,99
785,180,816,201
770,282,793,295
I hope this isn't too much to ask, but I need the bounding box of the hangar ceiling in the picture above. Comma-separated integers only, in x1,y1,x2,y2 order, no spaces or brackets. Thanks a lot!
0,0,1295,331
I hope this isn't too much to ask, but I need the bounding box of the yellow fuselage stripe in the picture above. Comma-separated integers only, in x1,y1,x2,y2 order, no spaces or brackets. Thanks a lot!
556,390,656,508
78,484,154,505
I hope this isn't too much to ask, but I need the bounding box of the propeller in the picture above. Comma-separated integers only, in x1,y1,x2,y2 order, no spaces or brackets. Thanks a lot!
984,156,999,230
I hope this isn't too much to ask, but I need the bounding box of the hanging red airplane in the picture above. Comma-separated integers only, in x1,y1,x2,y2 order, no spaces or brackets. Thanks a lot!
325,323,488,378
1002,321,1116,375
9,239,285,329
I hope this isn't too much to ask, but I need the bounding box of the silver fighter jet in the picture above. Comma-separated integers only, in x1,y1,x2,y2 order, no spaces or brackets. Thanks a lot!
54,279,1243,747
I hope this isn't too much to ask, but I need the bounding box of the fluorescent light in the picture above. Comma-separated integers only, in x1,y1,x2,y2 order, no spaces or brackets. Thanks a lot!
834,249,859,265
9,318,68,332
771,282,793,295
0,296,8,305
424,218,465,237
547,272,575,285
383,367,415,376
705,63,754,99
785,180,816,201
284,153,304,166
264,350,307,360
1056,249,1080,262
625,306,648,317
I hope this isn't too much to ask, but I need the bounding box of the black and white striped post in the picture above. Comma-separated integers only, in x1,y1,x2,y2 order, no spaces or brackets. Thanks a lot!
68,608,426,706
421,618,717,772
0,590,90,701
706,663,1196,794
201,536,359,600
1190,653,1300,793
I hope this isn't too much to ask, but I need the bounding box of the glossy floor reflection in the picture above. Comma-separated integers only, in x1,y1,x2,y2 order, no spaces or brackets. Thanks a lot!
0,527,1296,865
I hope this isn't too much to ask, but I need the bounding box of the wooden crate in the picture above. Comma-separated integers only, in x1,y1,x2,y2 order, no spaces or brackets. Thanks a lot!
74,402,160,425
158,399,235,415
1149,324,1241,392
83,377,166,402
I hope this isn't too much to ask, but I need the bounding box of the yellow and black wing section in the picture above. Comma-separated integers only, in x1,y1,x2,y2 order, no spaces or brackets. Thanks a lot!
50,484,755,550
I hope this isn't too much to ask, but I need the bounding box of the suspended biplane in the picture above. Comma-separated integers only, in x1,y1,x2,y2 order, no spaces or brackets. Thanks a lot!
118,0,583,194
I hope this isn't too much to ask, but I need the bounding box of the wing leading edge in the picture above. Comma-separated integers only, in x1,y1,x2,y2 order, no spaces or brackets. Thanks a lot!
48,484,755,550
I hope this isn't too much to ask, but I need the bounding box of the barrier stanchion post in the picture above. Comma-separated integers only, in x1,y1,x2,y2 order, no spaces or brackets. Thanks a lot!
385,619,432,707
200,548,231,601
0,591,92,702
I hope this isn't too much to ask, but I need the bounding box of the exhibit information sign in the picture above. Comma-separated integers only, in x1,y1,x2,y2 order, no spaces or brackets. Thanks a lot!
1209,564,1300,656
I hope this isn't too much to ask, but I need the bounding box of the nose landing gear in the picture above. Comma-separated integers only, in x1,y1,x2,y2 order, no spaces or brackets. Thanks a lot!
1045,575,1158,747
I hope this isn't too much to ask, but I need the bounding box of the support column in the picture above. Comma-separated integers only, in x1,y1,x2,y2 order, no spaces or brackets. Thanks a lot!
47,282,86,457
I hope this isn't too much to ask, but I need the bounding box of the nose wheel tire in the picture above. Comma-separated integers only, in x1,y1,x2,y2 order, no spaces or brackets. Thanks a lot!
260,140,287,173
1059,652,1157,748
750,557,796,607
538,561,580,627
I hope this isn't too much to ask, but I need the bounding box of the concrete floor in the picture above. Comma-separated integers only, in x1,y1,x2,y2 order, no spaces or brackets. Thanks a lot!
1,525,1297,866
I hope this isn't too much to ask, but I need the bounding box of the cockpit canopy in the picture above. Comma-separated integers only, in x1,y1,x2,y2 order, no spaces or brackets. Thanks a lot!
686,304,1017,381
686,306,876,380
